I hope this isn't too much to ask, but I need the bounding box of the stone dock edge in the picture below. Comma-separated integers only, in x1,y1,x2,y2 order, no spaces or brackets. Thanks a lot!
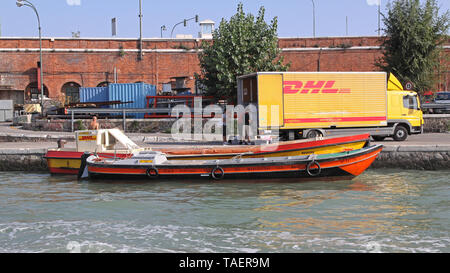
0,145,449,172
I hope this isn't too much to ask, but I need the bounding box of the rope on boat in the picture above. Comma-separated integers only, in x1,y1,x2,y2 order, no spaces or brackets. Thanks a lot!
231,152,253,161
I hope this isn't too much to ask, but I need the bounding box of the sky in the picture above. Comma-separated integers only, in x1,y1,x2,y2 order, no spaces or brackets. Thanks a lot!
0,0,448,39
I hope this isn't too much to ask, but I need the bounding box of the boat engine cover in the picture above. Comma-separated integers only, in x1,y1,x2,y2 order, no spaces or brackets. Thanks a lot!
132,151,168,165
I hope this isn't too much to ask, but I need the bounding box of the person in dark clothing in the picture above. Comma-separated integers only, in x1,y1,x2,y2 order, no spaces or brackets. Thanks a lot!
243,112,250,144
222,114,227,143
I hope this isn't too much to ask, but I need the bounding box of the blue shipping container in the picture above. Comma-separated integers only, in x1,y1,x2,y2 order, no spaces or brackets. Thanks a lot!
109,83,157,118
79,87,108,103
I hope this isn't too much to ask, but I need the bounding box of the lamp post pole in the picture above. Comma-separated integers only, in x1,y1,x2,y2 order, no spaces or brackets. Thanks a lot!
378,0,381,36
160,25,166,38
138,0,143,60
311,0,316,38
17,0,44,115
170,15,199,38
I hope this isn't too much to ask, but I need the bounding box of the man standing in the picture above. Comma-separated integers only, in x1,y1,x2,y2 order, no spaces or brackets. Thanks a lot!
89,116,99,130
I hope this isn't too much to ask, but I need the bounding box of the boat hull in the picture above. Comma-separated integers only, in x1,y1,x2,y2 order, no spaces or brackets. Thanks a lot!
87,144,383,182
45,134,370,175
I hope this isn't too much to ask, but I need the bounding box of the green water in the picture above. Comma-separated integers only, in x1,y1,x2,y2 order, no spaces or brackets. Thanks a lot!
0,169,448,253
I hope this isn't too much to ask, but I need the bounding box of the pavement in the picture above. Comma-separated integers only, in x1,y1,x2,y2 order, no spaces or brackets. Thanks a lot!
374,132,450,146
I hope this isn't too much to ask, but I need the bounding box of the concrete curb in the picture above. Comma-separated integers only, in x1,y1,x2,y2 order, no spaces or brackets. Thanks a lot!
0,132,75,142
0,148,48,154
0,132,208,143
382,145,450,152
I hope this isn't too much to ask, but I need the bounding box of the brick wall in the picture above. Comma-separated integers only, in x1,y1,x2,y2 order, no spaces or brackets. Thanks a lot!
0,36,448,101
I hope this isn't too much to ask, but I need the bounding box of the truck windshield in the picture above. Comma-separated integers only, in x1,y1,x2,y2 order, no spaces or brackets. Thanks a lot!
403,95,419,110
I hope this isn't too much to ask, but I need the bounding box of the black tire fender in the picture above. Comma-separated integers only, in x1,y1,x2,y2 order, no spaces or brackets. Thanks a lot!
211,166,225,180
306,160,321,177
77,152,91,180
146,167,159,178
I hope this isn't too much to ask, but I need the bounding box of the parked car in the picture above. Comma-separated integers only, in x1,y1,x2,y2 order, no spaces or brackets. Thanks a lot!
422,91,450,114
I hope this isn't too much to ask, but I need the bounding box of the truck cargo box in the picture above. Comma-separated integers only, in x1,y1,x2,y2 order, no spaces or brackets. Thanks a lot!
238,72,388,130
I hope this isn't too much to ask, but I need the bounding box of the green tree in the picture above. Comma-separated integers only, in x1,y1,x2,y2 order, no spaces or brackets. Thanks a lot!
377,0,449,94
196,3,289,103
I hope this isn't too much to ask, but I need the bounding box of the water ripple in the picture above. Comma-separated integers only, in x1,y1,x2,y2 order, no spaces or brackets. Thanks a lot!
0,169,449,252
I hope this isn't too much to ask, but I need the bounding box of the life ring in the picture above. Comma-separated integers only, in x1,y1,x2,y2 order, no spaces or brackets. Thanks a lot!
146,167,159,178
211,166,225,180
306,161,321,177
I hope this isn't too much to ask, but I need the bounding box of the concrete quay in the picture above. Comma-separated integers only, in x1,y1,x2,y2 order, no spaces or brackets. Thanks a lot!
0,123,449,172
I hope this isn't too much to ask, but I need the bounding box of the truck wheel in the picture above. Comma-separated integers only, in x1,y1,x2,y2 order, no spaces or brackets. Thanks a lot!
306,130,322,139
393,125,408,141
279,131,288,141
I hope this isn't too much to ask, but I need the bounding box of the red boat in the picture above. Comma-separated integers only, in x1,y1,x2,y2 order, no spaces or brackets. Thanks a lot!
84,144,383,181
45,129,371,175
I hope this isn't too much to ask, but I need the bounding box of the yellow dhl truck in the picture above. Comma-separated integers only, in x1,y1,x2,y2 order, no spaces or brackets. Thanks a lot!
237,72,423,141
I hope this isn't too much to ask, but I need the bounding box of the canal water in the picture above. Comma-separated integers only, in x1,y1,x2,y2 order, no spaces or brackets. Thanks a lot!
0,169,448,253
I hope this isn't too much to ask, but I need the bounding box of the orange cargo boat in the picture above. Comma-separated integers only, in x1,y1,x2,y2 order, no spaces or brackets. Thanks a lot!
45,129,371,175
84,144,383,181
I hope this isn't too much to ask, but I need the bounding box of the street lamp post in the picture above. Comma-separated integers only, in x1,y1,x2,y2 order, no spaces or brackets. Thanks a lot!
160,25,166,38
378,0,381,36
138,0,143,60
311,0,316,38
170,15,199,38
16,0,44,115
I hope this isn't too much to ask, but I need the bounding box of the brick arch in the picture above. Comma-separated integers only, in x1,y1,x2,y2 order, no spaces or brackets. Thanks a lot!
97,81,111,87
24,82,49,101
56,80,82,90
61,81,81,104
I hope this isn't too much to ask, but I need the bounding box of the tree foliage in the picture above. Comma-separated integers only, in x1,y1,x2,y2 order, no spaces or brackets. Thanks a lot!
196,3,290,103
377,0,449,94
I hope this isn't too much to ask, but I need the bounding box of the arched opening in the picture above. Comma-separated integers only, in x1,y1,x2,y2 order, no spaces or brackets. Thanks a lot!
61,82,81,104
25,82,49,101
97,81,111,87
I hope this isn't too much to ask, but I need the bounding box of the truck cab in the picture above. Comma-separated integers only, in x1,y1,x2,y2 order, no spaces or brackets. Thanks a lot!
384,90,423,141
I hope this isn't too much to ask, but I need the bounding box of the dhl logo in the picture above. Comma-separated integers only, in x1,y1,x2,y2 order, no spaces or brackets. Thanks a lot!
78,135,97,141
283,81,351,94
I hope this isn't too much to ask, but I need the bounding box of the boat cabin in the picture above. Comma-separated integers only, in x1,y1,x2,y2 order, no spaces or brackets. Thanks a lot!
75,128,140,152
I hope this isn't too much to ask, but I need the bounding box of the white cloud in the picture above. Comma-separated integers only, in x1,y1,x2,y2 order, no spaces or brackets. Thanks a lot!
66,0,81,6
366,0,381,6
